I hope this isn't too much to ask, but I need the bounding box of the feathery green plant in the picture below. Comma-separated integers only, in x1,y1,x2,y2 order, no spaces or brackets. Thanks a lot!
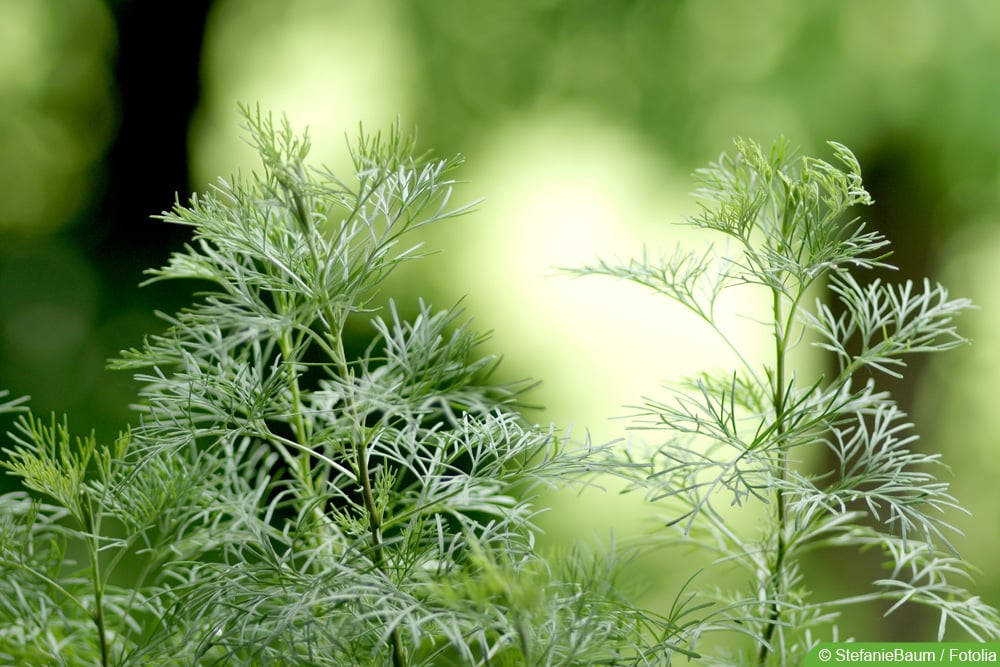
3,114,996,666
571,138,1000,665
0,107,682,666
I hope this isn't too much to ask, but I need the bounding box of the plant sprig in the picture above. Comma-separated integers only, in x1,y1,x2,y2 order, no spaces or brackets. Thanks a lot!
1,108,687,666
573,137,999,665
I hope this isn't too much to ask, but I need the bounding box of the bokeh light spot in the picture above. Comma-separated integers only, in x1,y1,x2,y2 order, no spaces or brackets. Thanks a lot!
191,0,416,190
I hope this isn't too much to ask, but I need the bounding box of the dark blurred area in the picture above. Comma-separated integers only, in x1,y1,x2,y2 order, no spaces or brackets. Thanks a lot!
2,0,998,642
0,0,211,443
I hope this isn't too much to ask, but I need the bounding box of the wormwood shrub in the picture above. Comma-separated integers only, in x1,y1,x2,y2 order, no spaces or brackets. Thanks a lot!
0,108,684,666
571,138,1000,664
1,116,996,667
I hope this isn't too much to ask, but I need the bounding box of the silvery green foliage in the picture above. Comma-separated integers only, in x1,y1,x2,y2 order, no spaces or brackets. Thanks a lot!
0,109,681,666
572,138,1000,665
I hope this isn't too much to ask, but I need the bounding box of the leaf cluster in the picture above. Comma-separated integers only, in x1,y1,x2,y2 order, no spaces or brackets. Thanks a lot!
0,109,681,666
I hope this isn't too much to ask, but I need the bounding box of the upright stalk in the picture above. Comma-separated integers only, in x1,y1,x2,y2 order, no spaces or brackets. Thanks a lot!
758,287,789,667
356,433,406,667
81,492,110,667
274,294,327,522
92,578,110,667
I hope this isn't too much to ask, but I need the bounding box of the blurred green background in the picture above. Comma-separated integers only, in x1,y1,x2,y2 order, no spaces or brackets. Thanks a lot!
2,0,999,646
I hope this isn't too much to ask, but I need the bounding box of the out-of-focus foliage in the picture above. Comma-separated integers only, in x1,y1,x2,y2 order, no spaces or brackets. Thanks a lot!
0,0,116,235
403,0,1000,179
0,0,120,446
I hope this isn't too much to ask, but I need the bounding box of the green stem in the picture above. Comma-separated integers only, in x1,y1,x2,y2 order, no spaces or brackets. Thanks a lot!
758,287,789,667
93,583,110,667
272,290,345,556
356,435,406,667
81,490,110,667
277,321,319,496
